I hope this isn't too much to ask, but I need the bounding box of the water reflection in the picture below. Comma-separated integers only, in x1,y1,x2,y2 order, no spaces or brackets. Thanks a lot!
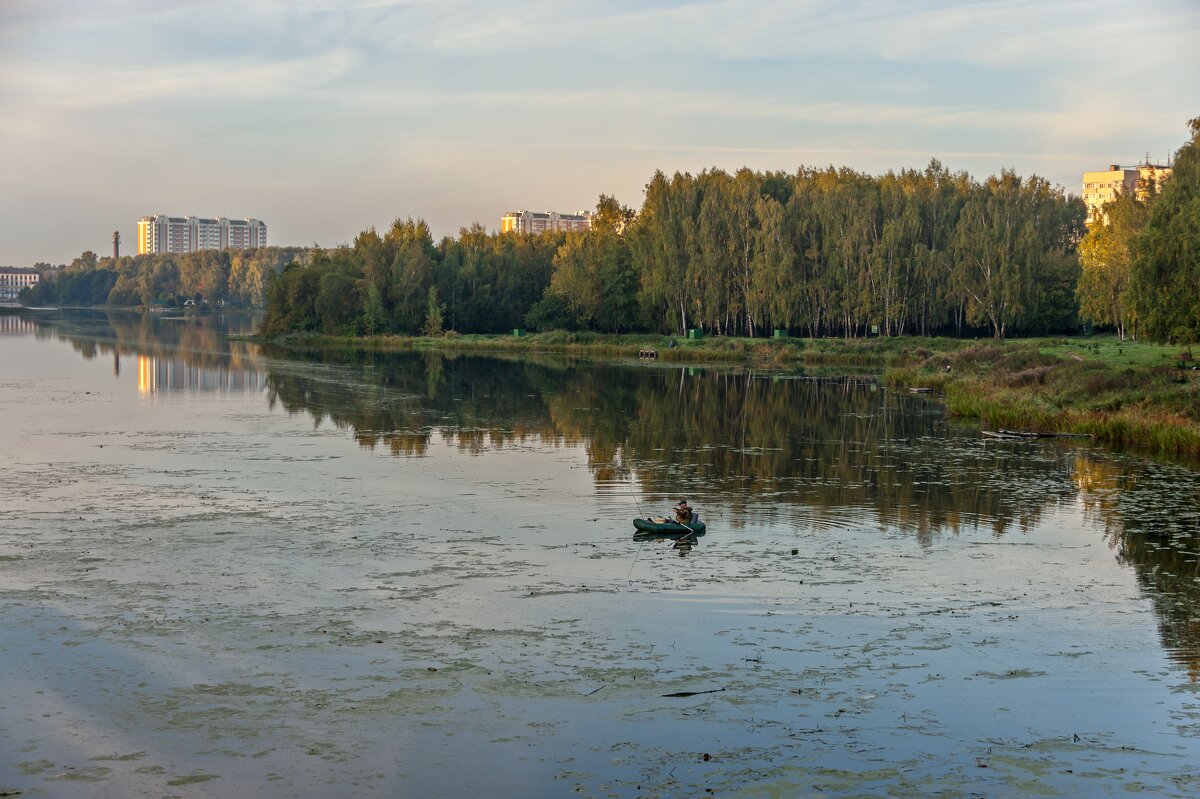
259,347,1200,676
0,314,38,336
10,309,265,396
1075,455,1200,682
262,348,1079,539
6,310,1199,681
633,529,706,557
134,354,264,395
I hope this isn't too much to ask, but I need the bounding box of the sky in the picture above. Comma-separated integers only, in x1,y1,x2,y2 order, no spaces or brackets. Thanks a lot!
0,0,1197,266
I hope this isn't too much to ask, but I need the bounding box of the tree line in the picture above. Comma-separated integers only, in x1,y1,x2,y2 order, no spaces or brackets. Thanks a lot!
21,247,306,308
1079,117,1200,344
261,162,1087,340
27,116,1197,344
261,219,563,337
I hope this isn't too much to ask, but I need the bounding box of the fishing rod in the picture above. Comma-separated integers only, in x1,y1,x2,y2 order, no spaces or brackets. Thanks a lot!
625,475,646,518
626,536,646,584
625,472,654,583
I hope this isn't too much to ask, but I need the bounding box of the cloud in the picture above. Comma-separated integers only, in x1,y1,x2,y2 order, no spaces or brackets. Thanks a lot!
397,0,1196,68
321,85,1183,144
0,48,359,110
1,0,1197,265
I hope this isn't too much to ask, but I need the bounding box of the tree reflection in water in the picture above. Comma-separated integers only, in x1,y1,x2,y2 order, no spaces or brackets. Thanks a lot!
262,348,1200,679
1075,455,1200,682
20,309,262,391
17,309,1199,683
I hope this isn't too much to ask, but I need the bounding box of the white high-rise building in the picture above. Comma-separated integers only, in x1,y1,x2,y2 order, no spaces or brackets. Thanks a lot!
223,218,266,249
137,215,267,255
500,209,592,234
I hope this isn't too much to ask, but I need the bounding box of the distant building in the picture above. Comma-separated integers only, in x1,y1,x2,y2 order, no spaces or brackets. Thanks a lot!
223,218,265,249
0,266,39,303
501,210,592,234
1082,163,1171,226
137,214,267,255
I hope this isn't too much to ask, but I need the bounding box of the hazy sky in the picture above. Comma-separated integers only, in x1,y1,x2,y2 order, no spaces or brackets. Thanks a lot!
1,0,1197,265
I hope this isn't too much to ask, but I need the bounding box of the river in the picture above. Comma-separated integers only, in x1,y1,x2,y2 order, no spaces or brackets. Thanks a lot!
1,309,1197,797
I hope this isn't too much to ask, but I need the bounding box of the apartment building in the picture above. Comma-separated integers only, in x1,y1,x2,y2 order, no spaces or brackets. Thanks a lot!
0,267,39,303
137,215,268,255
500,209,592,234
1082,163,1172,225
223,218,266,249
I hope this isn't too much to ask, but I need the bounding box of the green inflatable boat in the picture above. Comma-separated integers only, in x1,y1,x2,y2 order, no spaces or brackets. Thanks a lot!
633,515,706,535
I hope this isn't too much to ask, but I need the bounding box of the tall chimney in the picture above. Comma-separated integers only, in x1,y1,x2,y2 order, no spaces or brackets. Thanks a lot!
113,230,121,260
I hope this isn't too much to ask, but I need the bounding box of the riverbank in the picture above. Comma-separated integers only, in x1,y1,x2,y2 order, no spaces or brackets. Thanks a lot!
888,337,1200,460
252,330,970,367
257,330,1200,462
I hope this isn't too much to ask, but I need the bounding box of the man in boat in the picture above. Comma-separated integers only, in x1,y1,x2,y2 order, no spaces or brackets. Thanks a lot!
673,498,692,525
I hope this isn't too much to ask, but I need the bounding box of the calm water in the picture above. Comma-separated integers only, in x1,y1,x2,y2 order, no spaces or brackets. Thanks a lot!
1,309,1198,798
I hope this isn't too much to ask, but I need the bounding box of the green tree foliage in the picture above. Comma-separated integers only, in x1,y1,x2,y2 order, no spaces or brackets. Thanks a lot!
436,223,561,333
546,196,638,331
523,294,575,331
951,172,1084,338
263,253,323,334
629,163,1080,338
315,263,363,335
22,266,118,306
20,247,304,309
259,164,1091,340
1130,118,1200,344
423,286,445,337
1078,188,1147,339
361,283,386,335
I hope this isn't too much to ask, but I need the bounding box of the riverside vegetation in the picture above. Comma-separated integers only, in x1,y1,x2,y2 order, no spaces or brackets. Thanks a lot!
252,117,1197,344
255,118,1200,460
18,246,307,308
16,118,1200,459
263,328,1200,461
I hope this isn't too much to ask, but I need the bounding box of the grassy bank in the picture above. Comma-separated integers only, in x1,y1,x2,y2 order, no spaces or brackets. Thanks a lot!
886,336,1200,461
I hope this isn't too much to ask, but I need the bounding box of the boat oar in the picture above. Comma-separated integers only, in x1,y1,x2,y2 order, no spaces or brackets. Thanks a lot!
672,513,700,541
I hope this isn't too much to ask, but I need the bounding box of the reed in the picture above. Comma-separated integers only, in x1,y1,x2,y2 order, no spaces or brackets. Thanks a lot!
916,344,1200,463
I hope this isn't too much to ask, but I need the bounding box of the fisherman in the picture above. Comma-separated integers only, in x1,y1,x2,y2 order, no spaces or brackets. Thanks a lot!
673,498,692,524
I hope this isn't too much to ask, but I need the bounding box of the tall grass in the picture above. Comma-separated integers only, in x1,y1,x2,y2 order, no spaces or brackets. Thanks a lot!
928,353,1200,462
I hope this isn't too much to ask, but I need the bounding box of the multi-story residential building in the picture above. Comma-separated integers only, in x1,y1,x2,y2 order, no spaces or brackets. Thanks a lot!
501,209,592,234
223,218,266,249
138,215,190,254
194,218,222,251
1081,163,1171,225
137,215,268,255
0,267,40,303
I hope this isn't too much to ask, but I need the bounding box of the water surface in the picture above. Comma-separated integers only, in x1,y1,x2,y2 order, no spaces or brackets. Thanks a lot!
1,310,1197,797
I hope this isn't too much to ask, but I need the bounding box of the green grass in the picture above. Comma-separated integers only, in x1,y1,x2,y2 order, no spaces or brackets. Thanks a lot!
890,335,1200,462
1033,336,1187,369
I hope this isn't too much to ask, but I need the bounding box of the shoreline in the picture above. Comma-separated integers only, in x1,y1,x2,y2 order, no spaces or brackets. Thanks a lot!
245,330,948,367
254,331,1200,463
